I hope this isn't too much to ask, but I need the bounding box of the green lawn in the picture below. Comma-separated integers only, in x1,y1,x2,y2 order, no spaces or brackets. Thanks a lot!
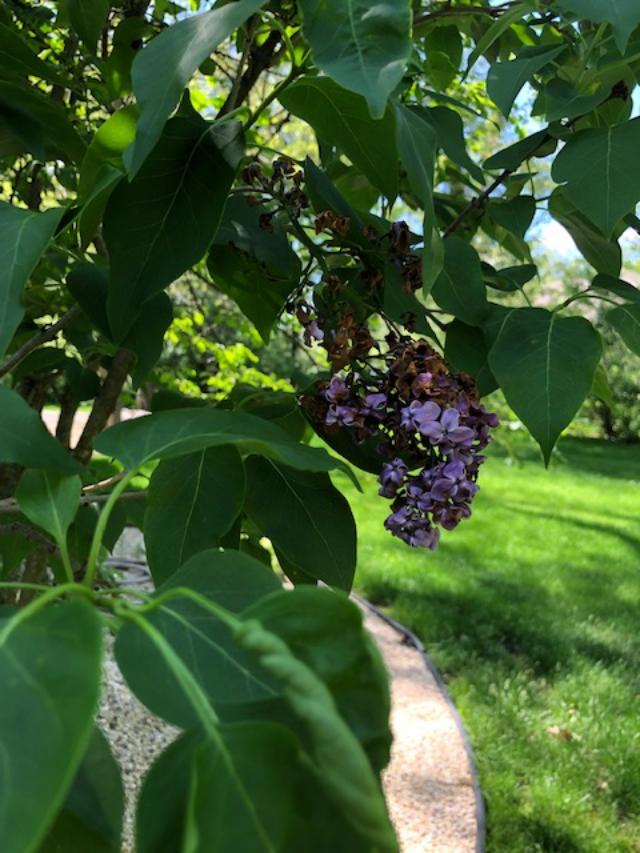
338,437,640,852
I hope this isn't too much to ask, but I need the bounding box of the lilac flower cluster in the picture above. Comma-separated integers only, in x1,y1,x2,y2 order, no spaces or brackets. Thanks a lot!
316,345,498,550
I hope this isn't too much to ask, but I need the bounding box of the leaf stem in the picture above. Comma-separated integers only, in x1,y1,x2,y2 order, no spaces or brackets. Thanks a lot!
0,583,94,645
137,585,241,632
84,470,137,588
58,538,75,584
555,290,619,312
116,607,220,731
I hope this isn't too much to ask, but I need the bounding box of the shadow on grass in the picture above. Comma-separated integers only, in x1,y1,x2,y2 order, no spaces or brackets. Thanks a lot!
370,571,639,680
498,502,640,560
555,437,640,482
489,435,640,482
514,817,584,853
364,505,640,681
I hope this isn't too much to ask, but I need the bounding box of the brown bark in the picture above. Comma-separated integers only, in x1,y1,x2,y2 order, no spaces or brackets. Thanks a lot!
218,30,282,117
17,547,49,605
73,349,136,465
56,388,79,450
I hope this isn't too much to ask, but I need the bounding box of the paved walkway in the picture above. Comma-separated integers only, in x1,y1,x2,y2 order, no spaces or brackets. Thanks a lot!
361,604,479,852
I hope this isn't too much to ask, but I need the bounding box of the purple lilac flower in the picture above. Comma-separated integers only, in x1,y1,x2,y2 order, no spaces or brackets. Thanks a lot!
325,404,357,427
307,320,324,342
379,458,408,497
325,376,350,403
313,342,499,551
434,503,472,531
409,526,440,550
400,400,441,431
420,407,475,447
362,392,387,417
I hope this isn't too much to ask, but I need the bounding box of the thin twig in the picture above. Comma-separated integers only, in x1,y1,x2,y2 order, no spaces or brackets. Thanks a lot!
0,522,56,554
82,472,128,495
0,491,145,515
0,306,82,379
414,3,512,27
443,169,511,237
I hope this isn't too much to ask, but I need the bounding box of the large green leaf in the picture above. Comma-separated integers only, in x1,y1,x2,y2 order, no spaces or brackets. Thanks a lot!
138,720,393,852
483,128,551,171
423,25,462,90
394,104,443,292
68,0,109,52
432,237,488,324
207,196,301,342
414,106,483,181
124,292,173,386
66,262,172,375
244,456,357,592
0,97,45,161
0,387,79,473
592,273,640,304
78,165,123,249
487,307,602,462
95,406,356,482
488,195,536,239
104,116,243,340
445,320,498,396
548,189,622,276
115,550,283,726
0,203,64,358
539,77,609,122
279,77,398,199
0,601,102,853
487,45,565,117
606,303,640,355
144,446,246,586
78,105,138,198
116,553,391,774
551,118,640,236
299,0,411,120
136,723,311,853
0,80,85,163
39,727,123,853
124,0,264,176
239,586,392,774
557,0,640,53
16,469,81,545
0,23,68,86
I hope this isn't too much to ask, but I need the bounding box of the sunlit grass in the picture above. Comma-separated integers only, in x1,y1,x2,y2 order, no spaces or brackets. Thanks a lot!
338,437,640,852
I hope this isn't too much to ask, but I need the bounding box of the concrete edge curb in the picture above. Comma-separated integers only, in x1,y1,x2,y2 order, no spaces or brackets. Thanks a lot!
353,593,486,853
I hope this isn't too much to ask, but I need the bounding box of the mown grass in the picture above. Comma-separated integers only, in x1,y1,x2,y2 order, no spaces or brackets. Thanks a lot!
337,437,640,852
